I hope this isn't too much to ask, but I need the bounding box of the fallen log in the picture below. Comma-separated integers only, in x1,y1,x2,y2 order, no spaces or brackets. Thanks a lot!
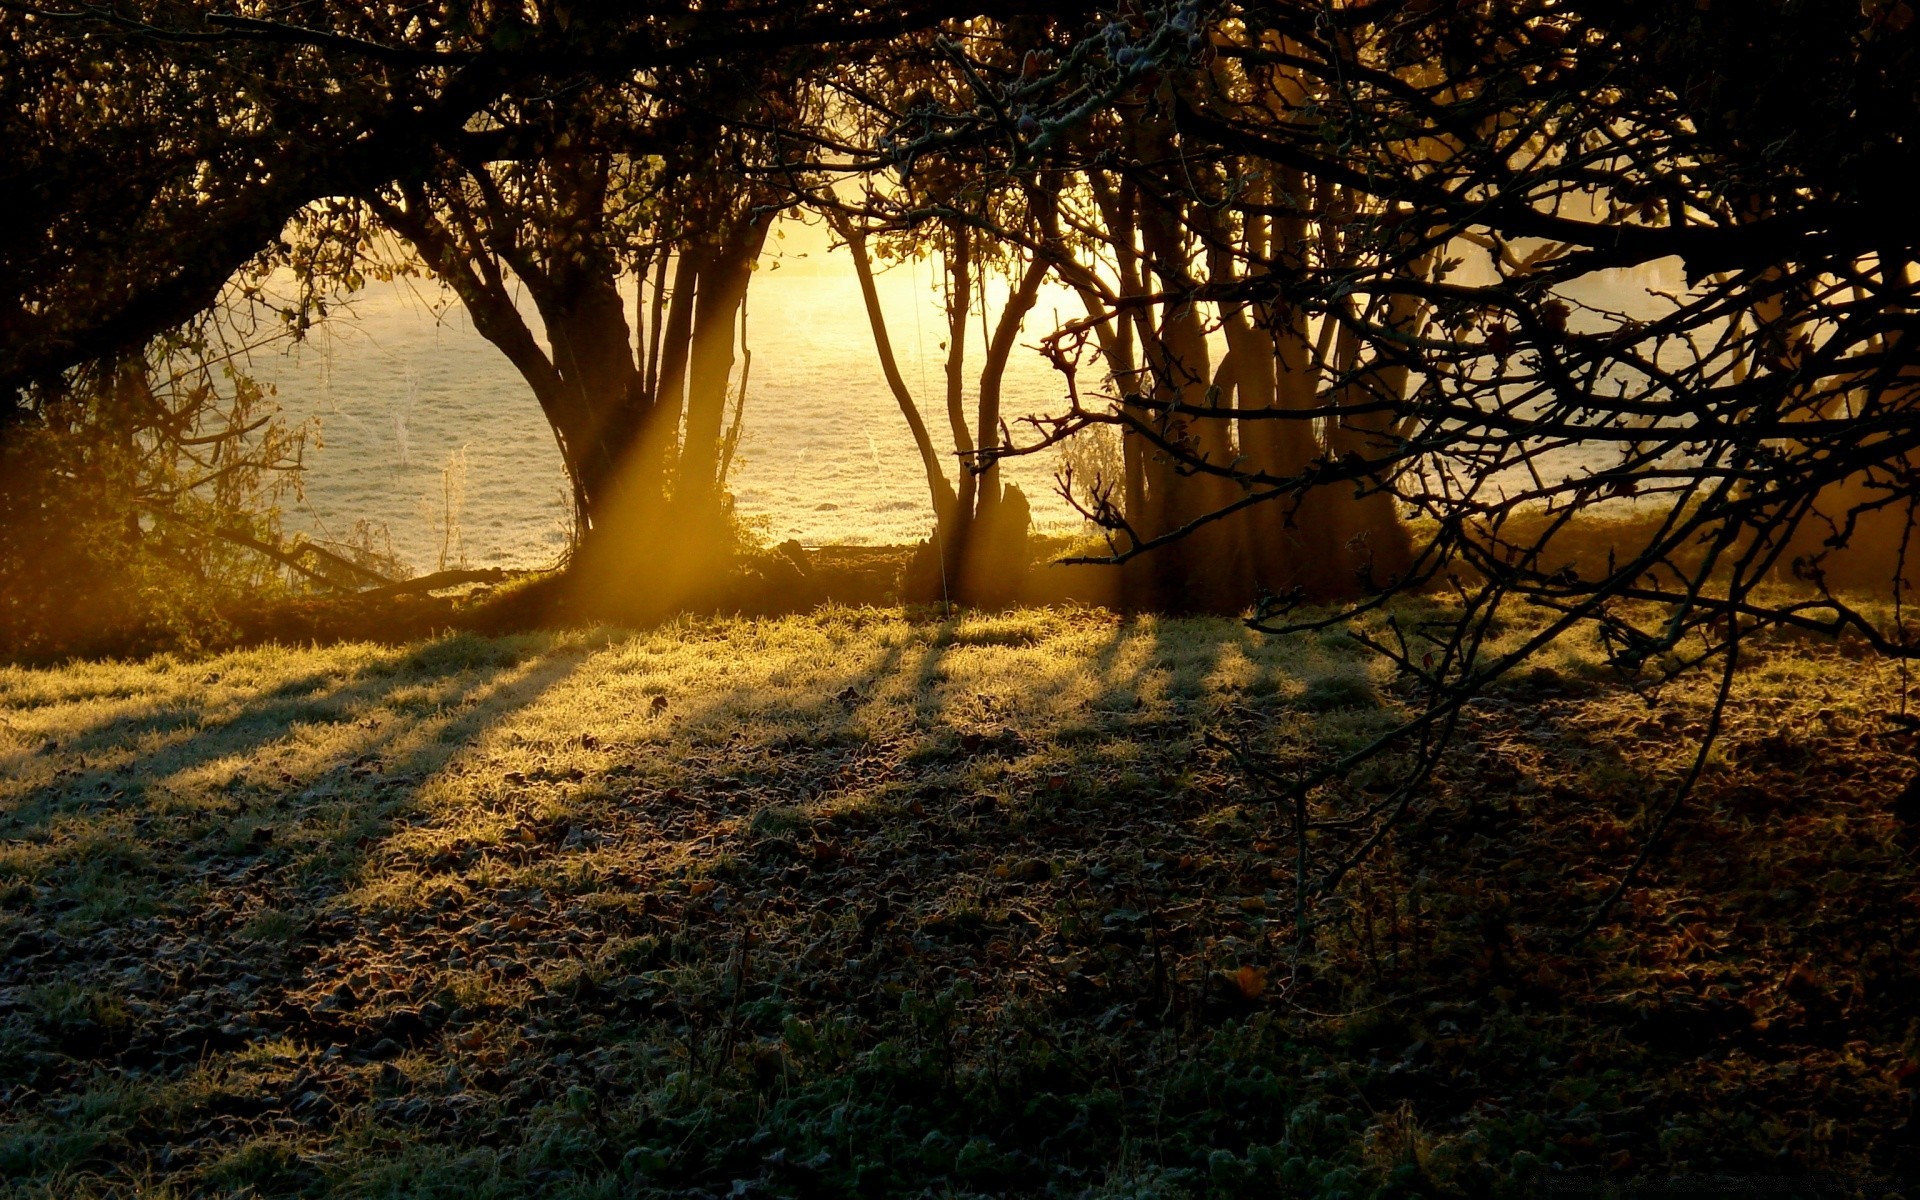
350,568,511,601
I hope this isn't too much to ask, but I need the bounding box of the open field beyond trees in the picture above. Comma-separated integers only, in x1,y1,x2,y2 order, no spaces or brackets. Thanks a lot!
2,607,1918,1198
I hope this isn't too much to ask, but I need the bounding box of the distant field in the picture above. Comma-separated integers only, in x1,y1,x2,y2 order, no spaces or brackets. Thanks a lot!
1,607,1915,1198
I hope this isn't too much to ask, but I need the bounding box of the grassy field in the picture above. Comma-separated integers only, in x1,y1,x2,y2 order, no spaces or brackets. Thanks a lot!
2,605,1917,1198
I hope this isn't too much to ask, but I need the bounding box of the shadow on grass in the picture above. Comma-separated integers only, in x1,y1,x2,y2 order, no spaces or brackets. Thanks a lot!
3,611,1913,1198
0,633,592,1086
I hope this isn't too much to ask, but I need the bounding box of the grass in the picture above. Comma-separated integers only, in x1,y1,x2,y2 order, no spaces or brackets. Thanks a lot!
1,604,1917,1197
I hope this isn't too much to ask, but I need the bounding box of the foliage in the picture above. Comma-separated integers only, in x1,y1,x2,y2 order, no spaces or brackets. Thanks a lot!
3,7,1920,1198
0,0,994,401
0,338,303,660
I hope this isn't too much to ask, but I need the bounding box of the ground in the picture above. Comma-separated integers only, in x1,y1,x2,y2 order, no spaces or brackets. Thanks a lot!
1,606,1916,1198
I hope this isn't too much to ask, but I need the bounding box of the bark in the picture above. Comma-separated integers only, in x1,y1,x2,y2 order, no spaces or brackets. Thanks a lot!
539,274,654,526
1086,180,1151,535
843,223,957,522
1233,164,1344,600
655,250,701,427
956,251,1050,606
642,249,669,399
1134,130,1241,610
678,218,771,516
975,252,1050,513
943,225,977,545
883,225,982,599
1325,257,1426,588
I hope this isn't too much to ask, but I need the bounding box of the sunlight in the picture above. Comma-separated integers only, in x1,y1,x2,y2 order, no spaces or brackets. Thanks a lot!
8,4,1920,1192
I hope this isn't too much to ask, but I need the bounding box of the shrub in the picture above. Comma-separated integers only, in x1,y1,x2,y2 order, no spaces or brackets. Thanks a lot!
0,340,304,660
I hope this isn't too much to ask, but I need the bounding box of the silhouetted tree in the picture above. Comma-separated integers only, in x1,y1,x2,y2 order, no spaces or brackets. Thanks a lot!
864,7,1429,611
898,0,1920,931
0,0,1061,406
321,63,794,612
828,22,1060,606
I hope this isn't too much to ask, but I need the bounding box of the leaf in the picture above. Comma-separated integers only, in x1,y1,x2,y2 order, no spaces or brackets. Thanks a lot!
1231,965,1267,1000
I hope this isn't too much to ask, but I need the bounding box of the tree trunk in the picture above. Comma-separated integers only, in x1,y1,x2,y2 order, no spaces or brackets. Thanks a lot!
940,226,977,594
958,251,1049,606
679,218,770,517
1324,266,1424,589
540,275,654,530
1236,165,1345,601
842,222,956,524
1134,137,1243,611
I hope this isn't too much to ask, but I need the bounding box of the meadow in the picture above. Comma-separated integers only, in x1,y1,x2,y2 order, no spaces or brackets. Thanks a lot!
1,606,1915,1198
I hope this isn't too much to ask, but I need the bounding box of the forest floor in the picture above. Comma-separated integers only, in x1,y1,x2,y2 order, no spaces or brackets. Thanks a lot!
1,604,1917,1198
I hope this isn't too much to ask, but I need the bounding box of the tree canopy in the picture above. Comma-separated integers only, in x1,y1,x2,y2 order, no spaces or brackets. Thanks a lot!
0,0,1059,404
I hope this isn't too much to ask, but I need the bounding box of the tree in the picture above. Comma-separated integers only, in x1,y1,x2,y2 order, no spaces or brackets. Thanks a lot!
904,0,1920,931
874,6,1433,611
5,0,1086,619
0,0,1061,410
327,61,793,614
825,20,1067,605
0,0,467,408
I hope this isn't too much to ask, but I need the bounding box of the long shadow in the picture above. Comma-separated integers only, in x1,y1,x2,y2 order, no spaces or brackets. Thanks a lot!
0,636,575,842
0,633,593,1081
24,612,1800,1197
0,663,354,769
